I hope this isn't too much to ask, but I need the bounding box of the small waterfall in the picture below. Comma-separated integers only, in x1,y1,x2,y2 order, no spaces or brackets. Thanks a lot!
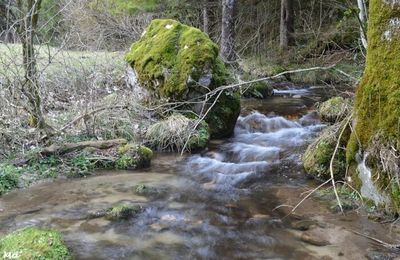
185,112,325,190
356,152,389,205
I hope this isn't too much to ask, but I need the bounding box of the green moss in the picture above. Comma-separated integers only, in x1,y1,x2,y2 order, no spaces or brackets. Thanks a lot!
116,144,153,169
105,204,142,221
346,0,400,213
345,133,359,164
0,228,71,260
242,80,274,99
303,122,350,180
352,0,400,154
318,97,351,123
126,19,225,99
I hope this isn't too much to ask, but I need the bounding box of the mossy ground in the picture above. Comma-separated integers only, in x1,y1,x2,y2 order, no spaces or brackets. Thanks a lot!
0,228,71,260
0,143,153,195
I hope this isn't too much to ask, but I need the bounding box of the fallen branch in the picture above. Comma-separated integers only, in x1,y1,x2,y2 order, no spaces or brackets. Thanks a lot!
40,138,127,156
58,105,130,133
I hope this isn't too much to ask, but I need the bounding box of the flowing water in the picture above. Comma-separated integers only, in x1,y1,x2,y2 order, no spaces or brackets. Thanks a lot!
1,85,399,259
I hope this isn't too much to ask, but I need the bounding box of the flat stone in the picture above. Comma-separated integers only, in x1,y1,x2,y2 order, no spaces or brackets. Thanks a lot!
300,232,330,246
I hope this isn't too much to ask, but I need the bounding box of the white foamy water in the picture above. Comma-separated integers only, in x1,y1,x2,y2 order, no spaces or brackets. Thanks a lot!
357,153,389,205
185,112,324,190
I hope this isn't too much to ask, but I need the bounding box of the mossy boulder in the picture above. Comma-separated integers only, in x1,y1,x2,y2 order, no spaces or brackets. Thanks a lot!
0,228,71,260
303,122,350,180
242,80,274,99
318,97,351,123
116,144,153,169
126,19,240,138
145,114,210,151
105,204,142,221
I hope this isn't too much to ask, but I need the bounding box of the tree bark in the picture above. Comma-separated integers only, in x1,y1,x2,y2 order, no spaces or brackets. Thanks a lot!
203,0,210,35
220,0,236,62
279,0,295,49
40,139,128,156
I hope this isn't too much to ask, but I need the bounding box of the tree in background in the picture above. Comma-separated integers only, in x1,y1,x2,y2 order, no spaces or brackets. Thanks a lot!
279,0,294,49
15,0,48,129
220,0,236,62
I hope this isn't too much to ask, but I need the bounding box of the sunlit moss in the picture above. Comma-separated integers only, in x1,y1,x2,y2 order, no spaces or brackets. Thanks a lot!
0,228,71,260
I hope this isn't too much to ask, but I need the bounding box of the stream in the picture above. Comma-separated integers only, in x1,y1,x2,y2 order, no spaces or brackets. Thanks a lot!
1,84,399,259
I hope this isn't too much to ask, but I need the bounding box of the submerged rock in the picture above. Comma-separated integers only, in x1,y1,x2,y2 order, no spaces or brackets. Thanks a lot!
318,97,351,123
0,228,71,259
126,19,240,138
105,204,142,221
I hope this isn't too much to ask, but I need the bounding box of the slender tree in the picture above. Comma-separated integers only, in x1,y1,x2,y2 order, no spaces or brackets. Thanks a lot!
220,0,236,62
357,0,368,49
279,0,294,49
15,0,48,129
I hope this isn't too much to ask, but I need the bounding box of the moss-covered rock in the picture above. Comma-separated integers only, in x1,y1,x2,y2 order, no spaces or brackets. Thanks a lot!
242,80,274,99
0,228,71,260
206,91,241,138
126,19,240,138
318,97,351,123
116,144,153,169
303,122,350,180
145,113,210,151
105,204,142,221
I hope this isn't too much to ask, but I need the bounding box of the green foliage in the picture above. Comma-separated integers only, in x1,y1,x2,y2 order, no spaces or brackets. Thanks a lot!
89,0,161,15
316,186,361,212
0,165,20,195
0,228,71,260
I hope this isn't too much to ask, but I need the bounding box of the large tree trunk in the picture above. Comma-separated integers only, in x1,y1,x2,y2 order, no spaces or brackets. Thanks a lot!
16,0,47,129
346,0,400,210
279,0,294,49
220,0,236,62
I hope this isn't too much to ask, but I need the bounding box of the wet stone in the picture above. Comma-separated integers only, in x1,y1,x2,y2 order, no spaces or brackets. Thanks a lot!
290,220,318,231
300,231,330,246
366,251,396,260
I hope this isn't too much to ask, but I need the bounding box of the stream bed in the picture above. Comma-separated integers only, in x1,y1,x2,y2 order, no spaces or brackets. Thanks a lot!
1,84,399,259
